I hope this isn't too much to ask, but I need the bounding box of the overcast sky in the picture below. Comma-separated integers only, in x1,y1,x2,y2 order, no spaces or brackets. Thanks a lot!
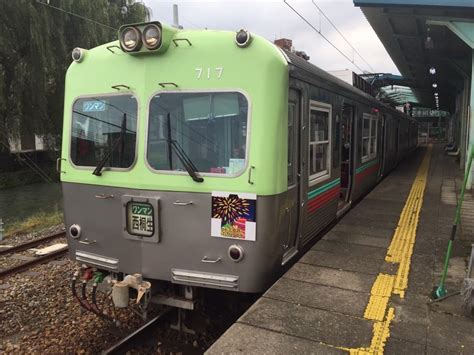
143,0,400,75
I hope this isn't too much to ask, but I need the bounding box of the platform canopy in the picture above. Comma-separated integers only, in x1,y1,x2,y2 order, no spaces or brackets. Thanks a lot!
354,0,474,187
354,0,473,112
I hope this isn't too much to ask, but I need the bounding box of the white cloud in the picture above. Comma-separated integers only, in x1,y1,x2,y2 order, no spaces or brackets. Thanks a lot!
143,0,399,74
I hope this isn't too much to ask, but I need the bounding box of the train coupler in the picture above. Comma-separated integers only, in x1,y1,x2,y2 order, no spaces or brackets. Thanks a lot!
111,273,151,311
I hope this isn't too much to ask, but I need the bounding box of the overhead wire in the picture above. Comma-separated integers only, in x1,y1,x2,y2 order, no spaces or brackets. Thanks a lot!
283,0,368,74
35,0,117,31
311,0,375,73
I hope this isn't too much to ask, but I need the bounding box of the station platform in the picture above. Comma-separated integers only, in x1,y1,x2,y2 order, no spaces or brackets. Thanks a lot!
207,144,474,354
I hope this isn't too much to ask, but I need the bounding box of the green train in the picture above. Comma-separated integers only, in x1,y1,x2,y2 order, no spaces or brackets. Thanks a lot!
61,21,417,317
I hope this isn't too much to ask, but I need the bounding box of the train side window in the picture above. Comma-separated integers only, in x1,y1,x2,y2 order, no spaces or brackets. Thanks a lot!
309,101,331,184
362,113,377,162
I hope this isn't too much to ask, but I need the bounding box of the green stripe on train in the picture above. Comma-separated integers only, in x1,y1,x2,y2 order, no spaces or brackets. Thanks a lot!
356,159,379,174
307,178,341,200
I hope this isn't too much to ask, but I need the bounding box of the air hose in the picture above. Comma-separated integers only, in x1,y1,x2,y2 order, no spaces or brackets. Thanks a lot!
433,145,474,299
71,269,115,323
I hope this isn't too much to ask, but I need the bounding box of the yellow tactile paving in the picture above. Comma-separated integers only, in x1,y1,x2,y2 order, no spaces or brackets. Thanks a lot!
367,307,395,353
364,274,395,321
345,146,432,354
364,295,390,321
370,274,395,297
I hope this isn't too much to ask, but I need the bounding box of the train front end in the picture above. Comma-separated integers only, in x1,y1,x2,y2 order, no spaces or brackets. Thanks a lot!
61,21,290,314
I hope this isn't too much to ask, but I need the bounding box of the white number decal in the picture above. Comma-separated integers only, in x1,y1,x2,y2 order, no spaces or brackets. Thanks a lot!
195,68,203,79
195,67,224,80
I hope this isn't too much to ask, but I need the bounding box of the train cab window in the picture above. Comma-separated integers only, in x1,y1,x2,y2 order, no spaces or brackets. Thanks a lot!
147,92,248,176
362,113,377,162
70,95,138,168
309,101,331,183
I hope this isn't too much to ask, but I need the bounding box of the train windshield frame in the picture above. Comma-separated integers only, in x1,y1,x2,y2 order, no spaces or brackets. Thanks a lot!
146,91,250,177
70,94,138,170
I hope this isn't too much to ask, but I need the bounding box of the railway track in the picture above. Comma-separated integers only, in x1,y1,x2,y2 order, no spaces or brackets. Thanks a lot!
0,230,68,279
102,307,173,354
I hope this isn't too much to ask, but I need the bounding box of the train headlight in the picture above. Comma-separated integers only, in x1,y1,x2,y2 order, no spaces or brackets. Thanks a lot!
69,224,82,239
235,29,251,48
142,24,162,50
120,26,142,52
228,245,244,262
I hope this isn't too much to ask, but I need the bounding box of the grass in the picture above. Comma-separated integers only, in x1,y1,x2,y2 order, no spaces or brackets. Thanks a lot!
4,210,64,238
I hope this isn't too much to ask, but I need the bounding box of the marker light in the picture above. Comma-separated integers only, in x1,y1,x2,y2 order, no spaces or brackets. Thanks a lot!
142,24,162,50
120,26,142,52
235,29,251,48
72,47,85,62
228,245,244,262
69,224,81,239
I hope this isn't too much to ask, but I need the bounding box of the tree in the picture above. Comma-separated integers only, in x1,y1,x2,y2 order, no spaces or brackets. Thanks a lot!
0,0,150,153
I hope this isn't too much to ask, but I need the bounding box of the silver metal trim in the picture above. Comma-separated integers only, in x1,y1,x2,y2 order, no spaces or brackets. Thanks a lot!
173,200,193,206
78,239,97,245
171,269,239,289
67,92,140,173
201,256,222,263
76,250,119,269
95,193,115,199
144,89,252,179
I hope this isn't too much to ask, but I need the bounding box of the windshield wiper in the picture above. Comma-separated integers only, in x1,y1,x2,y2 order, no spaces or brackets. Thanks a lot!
166,113,204,183
93,113,127,176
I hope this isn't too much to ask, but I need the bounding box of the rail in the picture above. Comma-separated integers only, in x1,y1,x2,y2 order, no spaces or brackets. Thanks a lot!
0,230,68,279
0,248,68,280
0,231,66,256
102,307,172,354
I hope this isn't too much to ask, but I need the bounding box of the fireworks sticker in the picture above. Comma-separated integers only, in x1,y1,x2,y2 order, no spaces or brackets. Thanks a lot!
211,192,257,241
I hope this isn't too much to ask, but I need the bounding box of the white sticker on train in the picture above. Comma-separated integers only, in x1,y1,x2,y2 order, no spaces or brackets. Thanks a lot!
211,191,256,241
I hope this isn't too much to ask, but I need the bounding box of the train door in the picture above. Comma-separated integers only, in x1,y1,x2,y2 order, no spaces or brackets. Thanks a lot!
282,88,301,265
338,104,354,212
378,114,387,178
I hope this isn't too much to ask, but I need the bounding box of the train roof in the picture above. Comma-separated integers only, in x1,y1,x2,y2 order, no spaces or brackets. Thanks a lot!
282,49,416,122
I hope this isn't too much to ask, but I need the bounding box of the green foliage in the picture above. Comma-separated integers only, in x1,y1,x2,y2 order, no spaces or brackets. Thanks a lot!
0,0,150,153
5,208,64,238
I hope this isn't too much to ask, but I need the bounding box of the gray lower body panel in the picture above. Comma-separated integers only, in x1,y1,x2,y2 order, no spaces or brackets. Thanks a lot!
63,183,299,293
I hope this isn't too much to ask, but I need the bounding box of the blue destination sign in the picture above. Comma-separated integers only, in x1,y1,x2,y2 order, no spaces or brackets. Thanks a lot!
83,100,106,112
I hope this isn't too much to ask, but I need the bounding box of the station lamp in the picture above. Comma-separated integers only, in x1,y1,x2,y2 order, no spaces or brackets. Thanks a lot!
424,27,434,49
429,67,436,75
432,83,438,88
